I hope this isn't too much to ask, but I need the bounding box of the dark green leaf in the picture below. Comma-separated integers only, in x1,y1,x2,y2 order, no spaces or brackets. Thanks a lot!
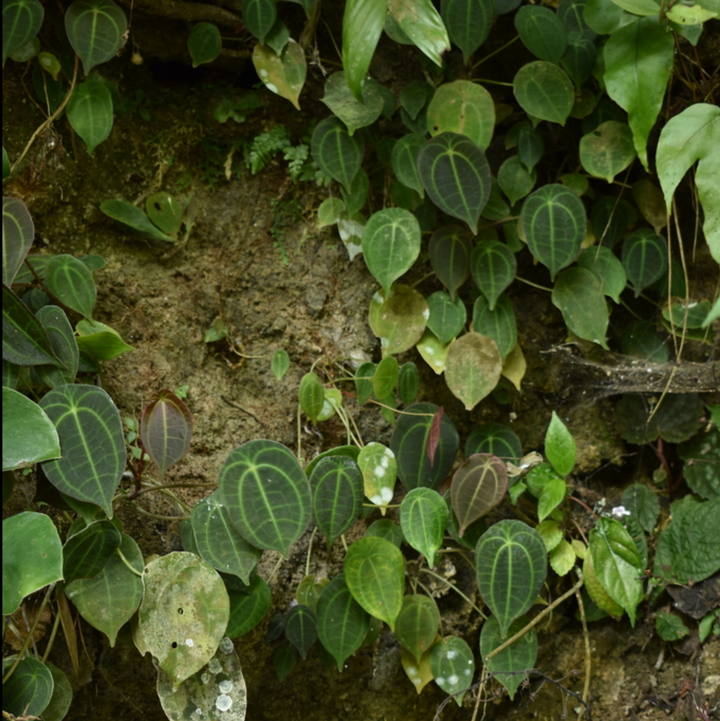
417,132,491,233
429,635,475,705
321,72,384,135
428,224,473,301
273,644,296,681
243,0,276,43
285,604,316,659
187,22,221,67
394,594,440,664
545,411,576,477
513,61,574,125
475,520,547,637
399,487,448,566
3,196,35,286
366,519,404,547
426,290,466,345
42,661,73,721
558,0,595,37
39,385,125,516
514,5,567,62
655,612,689,641
299,372,325,422
480,615,537,699
445,332,503,410
355,361,376,405
140,388,192,480
622,228,668,297
426,80,495,149
451,453,507,536
76,319,134,360
678,428,720,500
577,246,627,303
66,78,114,154
398,362,420,405
470,240,516,311
471,294,517,361
615,393,704,444
497,155,536,205
65,0,127,75
561,33,596,86
304,445,361,477
342,168,369,215
63,519,121,583
399,81,433,119
311,116,364,193
34,306,79,388
465,423,522,464
2,0,44,63
620,320,669,363
1,655,53,718
621,483,660,534
226,574,272,637
100,199,176,242
552,267,609,348
372,355,399,399
513,123,545,172
391,402,459,490
391,133,426,197
342,0,386,101
217,439,311,556
441,0,496,64
44,254,96,318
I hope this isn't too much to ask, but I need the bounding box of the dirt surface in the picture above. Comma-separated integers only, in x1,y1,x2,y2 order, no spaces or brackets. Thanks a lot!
3,39,719,721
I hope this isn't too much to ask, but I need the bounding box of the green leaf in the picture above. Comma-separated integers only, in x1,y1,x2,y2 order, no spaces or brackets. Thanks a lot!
552,267,609,348
391,402,459,490
603,17,674,170
480,615,537,699
34,306,79,388
342,0,387,101
655,612,689,642
621,483,660,533
579,121,636,183
39,384,125,517
3,196,35,286
187,22,221,67
42,661,73,721
429,636,475,705
513,62,574,126
426,80,495,150
65,0,127,75
62,519,121,583
285,604,316,659
451,453,508,536
609,0,659,13
66,78,114,154
44,253,96,319
355,361,376,405
591,195,631,249
445,332,503,410
100,199,176,241
398,362,420,405
498,155,536,205
441,0,496,64
545,411,576,477
217,440,310,556
138,552,229,686
537,477,566,522
465,423,522,464
252,40,307,110
299,372,325,422
621,228,667,297
271,349,290,380
365,518,404,546
589,517,643,625
428,224,473,301
368,284,429,356
243,0,276,43
273,644,296,681
140,388,192,480
311,116,364,193
226,575,272,637
416,328,451,374
310,456,364,548
399,487,448,566
145,192,183,237
372,355,399,399
362,208,421,295
470,240,516,310
584,0,635,33
345,536,404,629
417,132,491,233
2,511,63,615
65,533,144,645
615,393,703,444
561,33,596,87
316,575,370,671
678,428,720,500
471,294,517,361
2,387,61,471
391,133,426,197
583,551,623,619
76,318,134,360
2,0,44,63
395,594,440,664
387,0,451,67
321,72,384,135
1,655,53,718
522,184,586,279
191,492,262,584
358,442,397,514
577,246,627,303
506,122,545,172
475,520,547,637
426,290,466,345
514,5,567,62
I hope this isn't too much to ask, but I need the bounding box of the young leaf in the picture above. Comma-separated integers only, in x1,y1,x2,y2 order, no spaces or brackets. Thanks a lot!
426,80,495,149
470,240,516,310
285,605,317,659
472,294,517,361
513,62,574,126
577,246,627,303
428,224,473,300
451,453,508,536
465,423,522,464
480,615,537,699
429,636,475,705
243,0,276,43
426,290,466,345
345,536,405,629
299,372,325,422
357,442,397,514
395,595,440,665
398,362,420,405
65,0,127,75
271,349,290,380
226,575,272,637
497,155,536,205
537,477,566,522
2,0,44,63
416,328,451,374
145,192,183,237
273,645,296,681
65,78,114,154
475,520,547,637
418,132,491,233
368,284,429,356
2,196,34,286
355,361,376,404
322,72,384,135
514,5,567,62
399,487,448,567
311,116,364,192
34,306,79,388
580,121,636,183
621,228,668,297
75,319,134,360
441,0,496,64
187,22,221,67
62,519,121,583
342,0,387,101
444,332,503,410
372,355,399,399
391,133,426,197
583,551,623,619
100,199,176,242
545,411,576,477
621,483,660,534
387,0,450,67
217,440,311,556
2,656,53,719
551,267,609,348
44,254,96,319
252,40,307,110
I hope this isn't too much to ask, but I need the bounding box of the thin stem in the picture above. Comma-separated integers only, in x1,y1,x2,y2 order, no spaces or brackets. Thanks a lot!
574,571,592,717
471,78,514,87
420,568,486,618
515,276,553,292
116,548,143,577
305,526,317,577
472,35,520,69
41,606,62,663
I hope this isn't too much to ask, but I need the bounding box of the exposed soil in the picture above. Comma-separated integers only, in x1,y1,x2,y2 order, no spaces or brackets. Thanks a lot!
3,26,719,721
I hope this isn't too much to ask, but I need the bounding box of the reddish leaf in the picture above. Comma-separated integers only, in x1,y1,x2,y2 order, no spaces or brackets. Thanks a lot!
451,454,508,536
140,389,193,479
426,407,444,467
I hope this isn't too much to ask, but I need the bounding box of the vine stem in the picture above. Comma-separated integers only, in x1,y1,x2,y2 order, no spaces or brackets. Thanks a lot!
575,572,592,717
420,568,486,618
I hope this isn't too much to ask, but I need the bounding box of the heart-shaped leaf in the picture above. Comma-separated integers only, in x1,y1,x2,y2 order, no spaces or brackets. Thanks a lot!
507,122,545,172
426,80,495,149
3,196,34,286
145,192,183,237
416,329,451,374
358,442,397,514
418,132,491,233
428,224,473,300
445,332,503,410
480,615,537,699
217,440,311,556
470,240,516,310
44,254,96,319
475,520,547,636
40,384,125,516
345,536,404,629
75,319,134,360
299,371,325,423
372,355,399,399
400,487,448,566
34,306,79,388
310,456,364,548
441,0,496,64
226,575,272,637
65,0,127,75
285,604,317,659
100,199,176,242
545,411,576,477
465,423,522,463
577,246,627,303
498,155,536,205
400,81,433,119
322,72,384,135
472,294,517,361
391,133,426,196
187,22,221,67
342,0,386,101
2,0,44,63
62,519,121,583
426,290,466,345
252,39,307,110
451,453,508,536
429,635,475,705
243,0,276,43
621,228,668,297
552,267,609,348
140,389,192,480
368,284,428,356
66,78,114,154
316,575,370,671
398,362,420,405
580,121,636,183
591,195,632,249
138,552,229,686
391,402,459,490
388,0,450,66
355,361,376,405
362,208,421,295
514,5,566,62
521,184,586,279
561,33,596,86
311,116,364,192
1,655,53,718
513,61,574,125
394,594,440,664
191,492,262,585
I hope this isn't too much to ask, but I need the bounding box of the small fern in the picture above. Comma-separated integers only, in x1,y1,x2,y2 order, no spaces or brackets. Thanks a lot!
246,125,291,174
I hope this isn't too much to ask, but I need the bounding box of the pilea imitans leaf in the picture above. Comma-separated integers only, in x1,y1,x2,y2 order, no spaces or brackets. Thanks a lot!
441,0,496,64
3,196,34,286
621,228,668,297
394,594,440,664
428,224,473,300
399,487,448,567
311,116,364,192
472,294,517,362
345,536,404,629
451,453,508,536
217,439,311,556
417,132,491,233
140,389,192,480
552,267,609,348
475,519,547,637
65,0,127,75
444,332,503,410
429,635,475,705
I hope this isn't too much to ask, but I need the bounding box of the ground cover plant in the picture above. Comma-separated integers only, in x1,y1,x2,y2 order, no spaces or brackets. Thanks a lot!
3,0,719,719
